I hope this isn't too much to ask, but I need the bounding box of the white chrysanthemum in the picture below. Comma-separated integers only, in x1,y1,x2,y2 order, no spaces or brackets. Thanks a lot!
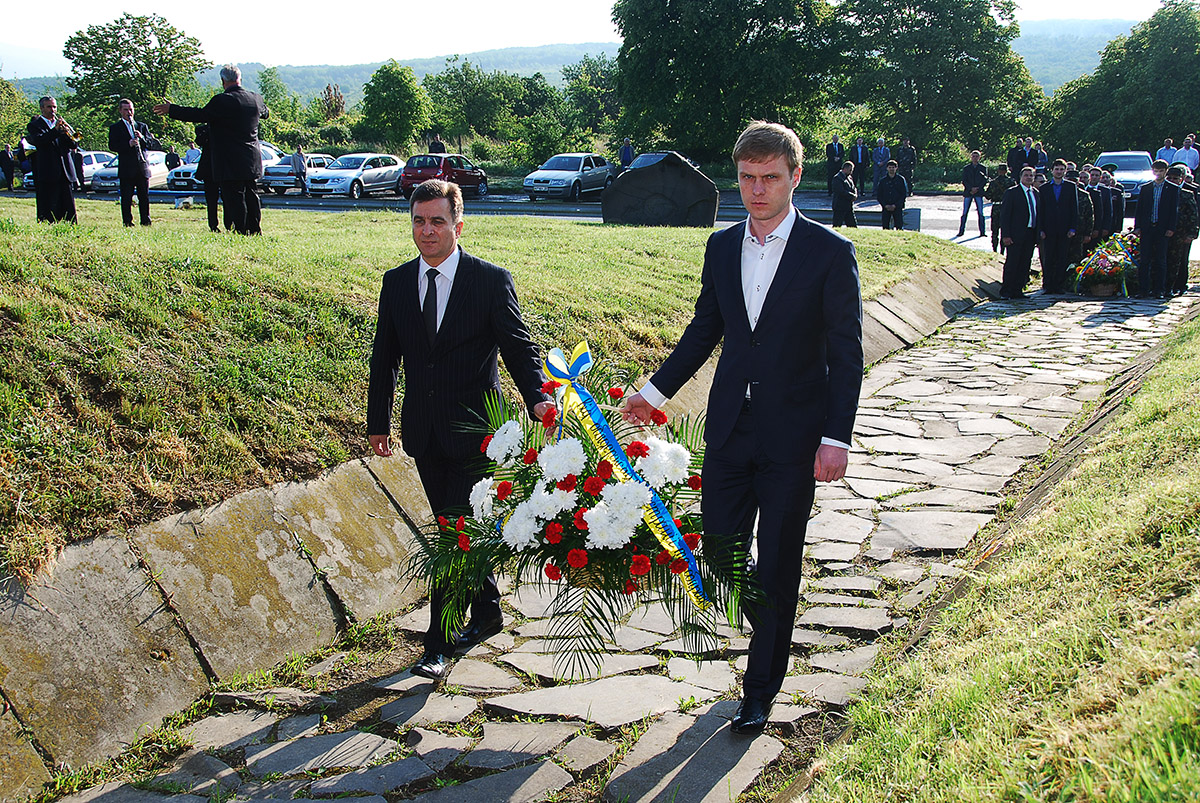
584,482,650,549
486,420,524,464
547,488,577,514
469,477,494,519
537,438,586,481
527,488,565,520
637,437,692,488
501,502,539,549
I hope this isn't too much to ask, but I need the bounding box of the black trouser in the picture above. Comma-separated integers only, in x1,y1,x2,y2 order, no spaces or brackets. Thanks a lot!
1001,236,1035,296
826,162,839,195
205,182,221,231
119,173,151,226
1041,233,1071,293
1139,225,1170,296
35,177,76,223
832,204,857,228
221,179,262,234
881,207,904,230
415,443,502,655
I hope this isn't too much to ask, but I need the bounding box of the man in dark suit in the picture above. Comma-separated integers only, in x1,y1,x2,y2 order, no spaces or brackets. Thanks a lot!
154,65,269,234
875,159,908,229
825,135,844,196
848,137,870,197
831,160,858,227
622,121,862,735
1037,159,1079,294
1086,166,1114,242
108,98,162,227
1133,159,1179,298
999,167,1039,298
26,96,78,223
368,179,554,680
1006,138,1027,177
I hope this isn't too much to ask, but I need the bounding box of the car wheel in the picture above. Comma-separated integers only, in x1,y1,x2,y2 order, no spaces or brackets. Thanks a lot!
603,176,614,192
401,187,412,200
395,178,404,196
568,181,581,201
273,187,287,195
477,179,488,197
348,180,363,199
528,194,537,202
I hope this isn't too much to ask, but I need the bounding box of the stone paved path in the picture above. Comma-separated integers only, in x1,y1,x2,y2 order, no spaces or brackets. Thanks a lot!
60,293,1195,803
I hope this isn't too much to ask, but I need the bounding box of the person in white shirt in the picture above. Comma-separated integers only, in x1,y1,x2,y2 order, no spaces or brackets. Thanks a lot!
1174,137,1199,171
1156,138,1178,164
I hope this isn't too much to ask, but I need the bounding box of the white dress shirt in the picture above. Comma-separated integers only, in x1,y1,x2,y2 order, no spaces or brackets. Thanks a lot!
641,208,849,450
416,246,461,332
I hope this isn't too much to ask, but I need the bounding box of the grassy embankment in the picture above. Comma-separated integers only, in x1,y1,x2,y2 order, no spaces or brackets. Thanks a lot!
0,196,993,584
801,315,1200,802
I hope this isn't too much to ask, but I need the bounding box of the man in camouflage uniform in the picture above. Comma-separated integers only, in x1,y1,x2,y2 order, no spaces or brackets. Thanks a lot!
986,163,1017,253
896,138,917,185
1166,164,1198,295
1066,169,1094,272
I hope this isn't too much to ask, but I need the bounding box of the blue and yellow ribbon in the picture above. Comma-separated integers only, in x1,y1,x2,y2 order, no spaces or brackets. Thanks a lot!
544,342,709,609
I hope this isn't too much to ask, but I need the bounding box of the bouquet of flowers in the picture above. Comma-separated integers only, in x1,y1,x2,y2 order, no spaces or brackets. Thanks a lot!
409,342,757,679
1069,230,1139,295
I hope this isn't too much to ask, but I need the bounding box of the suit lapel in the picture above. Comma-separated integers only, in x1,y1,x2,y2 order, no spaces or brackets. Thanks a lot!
434,249,473,353
720,223,752,332
757,210,812,325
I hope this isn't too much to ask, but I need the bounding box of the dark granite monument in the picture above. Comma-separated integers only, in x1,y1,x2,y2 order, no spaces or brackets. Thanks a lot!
602,152,719,226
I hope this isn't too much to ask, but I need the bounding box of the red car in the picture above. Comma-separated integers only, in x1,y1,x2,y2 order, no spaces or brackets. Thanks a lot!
400,153,488,199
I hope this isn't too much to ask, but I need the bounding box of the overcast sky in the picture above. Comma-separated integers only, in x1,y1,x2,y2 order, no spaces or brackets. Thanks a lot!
0,0,1166,79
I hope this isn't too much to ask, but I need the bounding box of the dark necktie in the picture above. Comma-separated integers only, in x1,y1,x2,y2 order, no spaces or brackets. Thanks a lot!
423,268,438,344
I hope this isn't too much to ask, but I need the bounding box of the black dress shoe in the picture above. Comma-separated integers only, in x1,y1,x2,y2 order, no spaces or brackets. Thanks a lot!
731,697,772,735
410,651,451,680
456,616,504,650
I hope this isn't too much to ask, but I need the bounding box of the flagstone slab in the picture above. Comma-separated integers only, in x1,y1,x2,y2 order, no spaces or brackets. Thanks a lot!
872,455,956,477
796,607,893,639
277,714,321,740
899,578,941,610
214,688,334,713
967,455,1026,477
233,778,311,799
557,735,616,774
627,604,680,635
804,541,861,562
181,710,279,750
808,575,881,595
309,757,435,796
58,782,206,803
931,472,1009,493
397,604,431,633
1026,396,1085,413
807,645,880,676
1005,412,1074,438
0,537,209,768
0,710,50,802
374,670,436,696
244,731,400,777
863,546,896,562
485,676,713,729
666,658,737,692
806,511,875,544
990,435,1053,457
610,626,666,652
502,652,658,682
447,659,521,693
874,380,945,399
884,488,1000,511
508,584,563,619
406,728,472,772
876,562,926,583
780,673,869,707
844,477,921,499
956,416,1027,435
854,416,925,438
856,434,996,462
409,760,571,803
873,511,993,552
657,633,723,656
931,562,967,578
802,592,889,608
379,693,477,728
603,711,783,803
463,722,581,770
148,750,242,795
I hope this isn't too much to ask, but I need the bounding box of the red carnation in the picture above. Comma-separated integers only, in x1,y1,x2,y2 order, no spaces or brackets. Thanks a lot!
596,460,613,480
496,481,513,501
455,515,465,532
545,522,563,543
583,476,606,496
567,548,589,568
655,550,671,565
458,534,471,552
630,554,651,576
670,558,688,574
622,580,637,595
556,474,577,492
544,563,562,581
673,518,683,528
523,448,538,465
574,508,589,531
437,515,449,529
542,406,557,429
650,409,668,426
626,441,649,458
687,474,702,490
683,532,701,550
608,387,625,400
542,380,561,394
481,434,493,454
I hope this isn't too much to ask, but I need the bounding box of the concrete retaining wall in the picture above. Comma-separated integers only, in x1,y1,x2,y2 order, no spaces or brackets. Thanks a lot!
0,259,1000,794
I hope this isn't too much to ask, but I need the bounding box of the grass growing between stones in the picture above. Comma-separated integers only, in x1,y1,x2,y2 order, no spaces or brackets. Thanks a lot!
0,196,993,584
801,316,1200,802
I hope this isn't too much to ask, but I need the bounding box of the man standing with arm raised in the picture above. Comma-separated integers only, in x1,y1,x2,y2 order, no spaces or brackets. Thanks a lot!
367,179,555,680
621,121,863,735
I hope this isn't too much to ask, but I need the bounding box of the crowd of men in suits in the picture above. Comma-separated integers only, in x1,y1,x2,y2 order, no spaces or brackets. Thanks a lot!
825,135,917,199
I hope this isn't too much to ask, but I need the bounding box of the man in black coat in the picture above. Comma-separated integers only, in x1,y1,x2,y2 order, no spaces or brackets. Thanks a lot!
622,122,862,736
957,150,988,237
1133,159,1179,298
1037,159,1079,294
155,65,269,234
848,137,870,197
998,167,1039,298
0,144,14,190
825,135,844,196
831,161,858,227
26,96,78,223
875,160,908,229
368,179,553,680
108,98,163,227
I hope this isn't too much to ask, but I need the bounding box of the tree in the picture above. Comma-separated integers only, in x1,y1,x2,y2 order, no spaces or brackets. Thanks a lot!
843,0,1042,154
63,14,210,121
613,0,842,162
257,67,300,124
360,60,431,147
563,53,621,133
311,84,345,123
1,78,36,146
423,58,525,144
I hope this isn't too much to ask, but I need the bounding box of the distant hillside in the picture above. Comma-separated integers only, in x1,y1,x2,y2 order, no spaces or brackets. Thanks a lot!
13,42,620,107
1013,19,1135,93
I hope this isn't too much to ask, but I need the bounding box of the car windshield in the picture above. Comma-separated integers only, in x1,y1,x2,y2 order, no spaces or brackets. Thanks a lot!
1100,154,1152,170
329,156,365,170
408,155,439,169
541,156,582,171
630,153,668,169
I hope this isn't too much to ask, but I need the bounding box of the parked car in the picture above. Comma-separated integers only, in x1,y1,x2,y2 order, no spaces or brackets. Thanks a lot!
21,150,115,193
400,153,488,199
91,151,170,193
166,143,283,191
261,153,336,194
306,153,405,198
523,152,617,201
1095,150,1153,217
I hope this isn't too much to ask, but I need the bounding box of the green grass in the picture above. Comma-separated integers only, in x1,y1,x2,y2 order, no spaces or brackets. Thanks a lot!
802,317,1200,802
0,196,992,583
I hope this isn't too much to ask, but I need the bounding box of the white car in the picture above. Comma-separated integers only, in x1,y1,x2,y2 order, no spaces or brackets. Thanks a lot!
262,153,336,194
91,151,170,193
523,152,618,201
166,143,283,191
306,153,405,198
21,150,113,192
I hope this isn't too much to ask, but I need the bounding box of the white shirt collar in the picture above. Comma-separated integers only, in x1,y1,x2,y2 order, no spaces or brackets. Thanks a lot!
744,206,798,246
40,116,54,127
419,246,461,282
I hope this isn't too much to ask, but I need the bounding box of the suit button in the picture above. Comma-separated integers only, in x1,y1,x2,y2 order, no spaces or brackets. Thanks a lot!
427,362,434,368
428,390,434,397
751,339,759,347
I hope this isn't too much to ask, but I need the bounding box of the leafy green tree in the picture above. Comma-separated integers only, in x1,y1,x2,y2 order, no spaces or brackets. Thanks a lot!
563,53,621,134
309,83,346,124
613,0,841,162
257,67,300,124
360,60,432,147
63,14,210,126
423,58,524,144
1,78,37,146
843,0,1042,153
